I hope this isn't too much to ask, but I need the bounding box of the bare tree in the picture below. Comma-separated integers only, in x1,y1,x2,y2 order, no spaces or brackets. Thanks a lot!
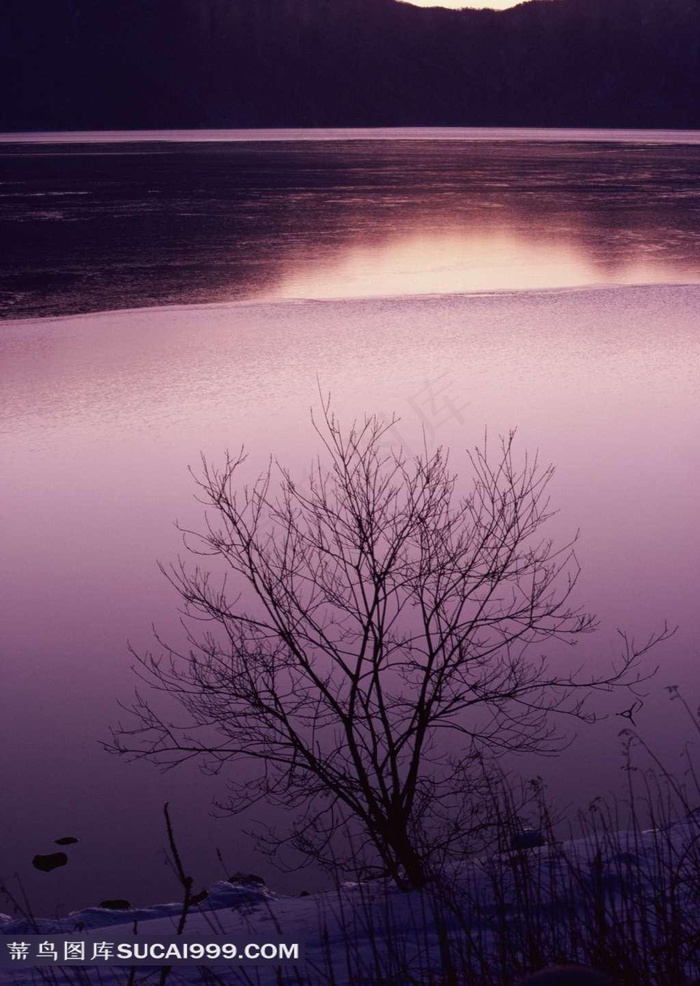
110,401,668,889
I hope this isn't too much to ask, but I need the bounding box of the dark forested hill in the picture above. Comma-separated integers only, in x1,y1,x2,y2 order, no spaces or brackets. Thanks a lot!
1,0,698,130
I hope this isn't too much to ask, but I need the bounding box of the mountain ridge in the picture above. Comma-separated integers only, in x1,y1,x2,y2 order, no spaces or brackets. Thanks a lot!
1,0,698,130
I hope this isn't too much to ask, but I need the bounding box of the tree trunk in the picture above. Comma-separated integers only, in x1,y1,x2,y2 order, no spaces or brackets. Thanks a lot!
381,818,429,890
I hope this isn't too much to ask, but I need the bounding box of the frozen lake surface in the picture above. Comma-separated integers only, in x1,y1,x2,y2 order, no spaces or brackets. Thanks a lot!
1,132,699,915
1,283,699,914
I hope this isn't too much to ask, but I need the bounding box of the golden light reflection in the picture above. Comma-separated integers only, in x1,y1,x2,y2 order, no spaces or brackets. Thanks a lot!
262,229,693,302
403,0,522,8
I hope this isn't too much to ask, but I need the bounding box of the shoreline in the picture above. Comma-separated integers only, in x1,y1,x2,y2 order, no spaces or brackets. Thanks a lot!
2,280,699,328
2,126,700,146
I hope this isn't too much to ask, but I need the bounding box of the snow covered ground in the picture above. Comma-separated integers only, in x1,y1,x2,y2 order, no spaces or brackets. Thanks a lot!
2,816,699,986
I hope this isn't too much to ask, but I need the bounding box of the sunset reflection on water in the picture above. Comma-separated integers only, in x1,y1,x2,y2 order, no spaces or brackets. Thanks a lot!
263,227,697,300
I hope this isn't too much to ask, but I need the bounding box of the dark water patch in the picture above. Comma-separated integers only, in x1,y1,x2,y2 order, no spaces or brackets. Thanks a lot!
1,138,699,319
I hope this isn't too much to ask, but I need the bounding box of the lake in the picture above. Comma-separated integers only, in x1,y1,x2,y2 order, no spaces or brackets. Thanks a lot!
1,130,699,915
2,129,700,319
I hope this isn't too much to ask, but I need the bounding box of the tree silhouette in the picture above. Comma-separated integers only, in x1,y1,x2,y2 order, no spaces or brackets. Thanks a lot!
110,402,666,889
